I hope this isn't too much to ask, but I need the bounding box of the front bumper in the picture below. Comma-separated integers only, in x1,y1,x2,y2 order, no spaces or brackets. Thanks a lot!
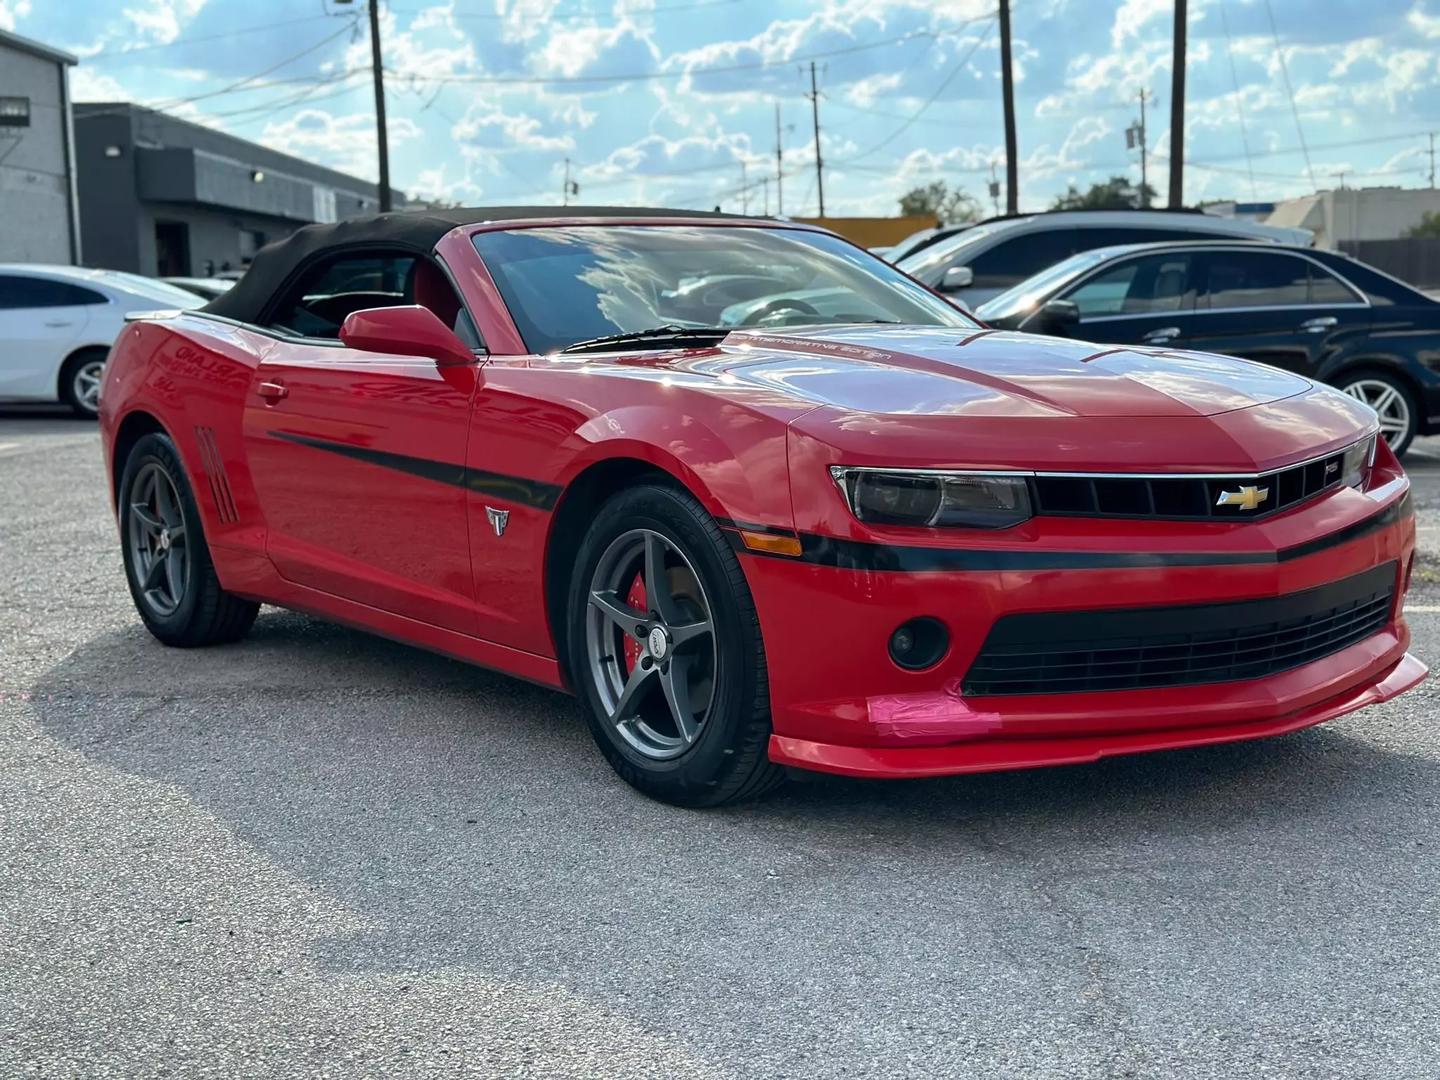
743,480,1424,779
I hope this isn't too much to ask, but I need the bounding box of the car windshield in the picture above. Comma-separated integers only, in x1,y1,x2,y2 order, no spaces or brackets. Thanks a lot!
473,224,975,354
895,219,1022,280
975,248,1121,322
106,271,209,308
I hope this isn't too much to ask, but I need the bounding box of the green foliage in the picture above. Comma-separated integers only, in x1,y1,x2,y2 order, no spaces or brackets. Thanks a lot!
1051,175,1159,211
1407,211,1440,239
898,181,981,225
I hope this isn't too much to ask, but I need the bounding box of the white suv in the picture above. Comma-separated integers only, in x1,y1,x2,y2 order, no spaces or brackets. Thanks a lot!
896,210,1313,309
0,266,203,418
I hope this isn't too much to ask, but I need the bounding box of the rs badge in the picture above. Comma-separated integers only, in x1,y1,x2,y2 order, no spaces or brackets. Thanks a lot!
1215,485,1270,511
486,506,510,537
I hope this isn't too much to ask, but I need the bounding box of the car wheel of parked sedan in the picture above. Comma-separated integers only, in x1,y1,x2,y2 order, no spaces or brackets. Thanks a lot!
1340,371,1417,457
568,483,785,807
118,432,260,647
59,348,108,419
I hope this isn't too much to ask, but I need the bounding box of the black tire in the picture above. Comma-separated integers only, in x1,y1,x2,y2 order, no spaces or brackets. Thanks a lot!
1336,368,1419,458
118,432,259,647
59,348,109,419
566,482,784,807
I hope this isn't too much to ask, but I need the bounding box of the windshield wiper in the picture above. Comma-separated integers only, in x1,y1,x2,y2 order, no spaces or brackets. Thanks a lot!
560,325,731,355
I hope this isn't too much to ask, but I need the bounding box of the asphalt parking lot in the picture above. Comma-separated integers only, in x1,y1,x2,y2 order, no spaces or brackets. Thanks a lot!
2,407,1438,1079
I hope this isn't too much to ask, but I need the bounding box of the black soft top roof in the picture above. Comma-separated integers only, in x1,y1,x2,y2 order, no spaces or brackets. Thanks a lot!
203,205,763,325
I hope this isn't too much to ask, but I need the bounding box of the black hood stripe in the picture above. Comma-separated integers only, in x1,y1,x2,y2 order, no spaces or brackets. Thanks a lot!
271,431,562,510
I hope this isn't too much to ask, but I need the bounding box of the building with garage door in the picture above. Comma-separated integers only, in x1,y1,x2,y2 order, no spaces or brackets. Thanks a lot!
74,103,404,278
0,28,81,264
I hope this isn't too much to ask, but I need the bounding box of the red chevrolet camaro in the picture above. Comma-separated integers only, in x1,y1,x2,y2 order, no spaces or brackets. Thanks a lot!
100,207,1426,805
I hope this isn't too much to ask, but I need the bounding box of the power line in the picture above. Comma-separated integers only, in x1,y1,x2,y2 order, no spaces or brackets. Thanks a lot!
1217,0,1258,200
387,0,740,18
85,14,334,60
385,28,950,86
1262,0,1315,189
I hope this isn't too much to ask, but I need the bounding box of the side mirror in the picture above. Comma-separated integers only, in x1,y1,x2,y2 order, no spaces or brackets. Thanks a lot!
938,265,974,292
1039,299,1081,332
340,305,475,367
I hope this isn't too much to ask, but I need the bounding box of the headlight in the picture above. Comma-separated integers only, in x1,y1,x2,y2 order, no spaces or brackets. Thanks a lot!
830,467,1033,528
1340,435,1376,489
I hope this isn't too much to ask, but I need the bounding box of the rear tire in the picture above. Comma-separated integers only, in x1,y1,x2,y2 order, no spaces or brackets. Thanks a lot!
567,483,784,807
1339,369,1418,458
59,348,108,419
118,432,259,647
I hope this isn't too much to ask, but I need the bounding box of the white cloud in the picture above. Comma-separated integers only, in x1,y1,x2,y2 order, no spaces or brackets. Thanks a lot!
1110,0,1170,48
258,109,422,181
120,0,207,45
0,0,31,32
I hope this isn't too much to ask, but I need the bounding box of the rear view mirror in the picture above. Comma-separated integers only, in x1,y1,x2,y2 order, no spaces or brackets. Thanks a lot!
1040,299,1081,331
340,305,475,367
939,265,974,292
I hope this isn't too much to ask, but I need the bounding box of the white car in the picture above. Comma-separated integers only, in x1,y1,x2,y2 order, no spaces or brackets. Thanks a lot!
896,210,1315,309
0,265,204,418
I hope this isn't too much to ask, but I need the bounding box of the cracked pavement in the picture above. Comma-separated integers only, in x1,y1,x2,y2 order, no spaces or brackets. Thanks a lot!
2,405,1438,1078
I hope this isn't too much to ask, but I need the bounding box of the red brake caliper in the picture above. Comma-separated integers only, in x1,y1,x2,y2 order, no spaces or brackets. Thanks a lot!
622,573,648,674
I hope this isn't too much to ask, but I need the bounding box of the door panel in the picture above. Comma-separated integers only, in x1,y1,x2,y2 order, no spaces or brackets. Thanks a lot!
0,304,92,399
243,342,481,633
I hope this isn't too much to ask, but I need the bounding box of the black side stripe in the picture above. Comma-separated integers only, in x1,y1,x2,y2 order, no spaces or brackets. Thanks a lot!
271,431,562,510
721,494,1412,572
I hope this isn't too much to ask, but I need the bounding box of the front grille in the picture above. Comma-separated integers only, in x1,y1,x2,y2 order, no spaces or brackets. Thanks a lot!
1031,446,1354,522
962,562,1396,697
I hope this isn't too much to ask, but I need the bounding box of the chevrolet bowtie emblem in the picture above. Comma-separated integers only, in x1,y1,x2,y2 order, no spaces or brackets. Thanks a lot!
1215,485,1270,511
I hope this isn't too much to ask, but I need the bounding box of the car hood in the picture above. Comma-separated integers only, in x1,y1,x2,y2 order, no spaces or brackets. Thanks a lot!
672,325,1314,419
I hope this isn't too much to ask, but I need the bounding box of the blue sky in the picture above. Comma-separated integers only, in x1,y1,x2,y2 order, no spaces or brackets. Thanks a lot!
6,0,1440,214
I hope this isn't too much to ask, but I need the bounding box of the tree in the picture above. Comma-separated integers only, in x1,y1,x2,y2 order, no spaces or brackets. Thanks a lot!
898,182,981,224
1051,175,1159,211
1407,211,1440,239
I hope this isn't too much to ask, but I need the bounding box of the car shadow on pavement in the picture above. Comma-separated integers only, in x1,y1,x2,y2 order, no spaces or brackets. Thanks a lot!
26,608,1440,1070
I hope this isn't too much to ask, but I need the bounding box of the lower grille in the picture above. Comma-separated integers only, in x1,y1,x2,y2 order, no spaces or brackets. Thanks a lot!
962,562,1396,697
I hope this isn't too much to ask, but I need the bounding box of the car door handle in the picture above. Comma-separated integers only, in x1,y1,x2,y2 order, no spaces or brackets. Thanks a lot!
1142,327,1182,343
1300,316,1338,333
256,379,289,402
44,321,74,328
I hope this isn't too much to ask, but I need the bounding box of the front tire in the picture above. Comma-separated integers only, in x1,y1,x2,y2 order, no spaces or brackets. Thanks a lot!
1339,369,1418,457
59,348,108,419
118,432,259,646
567,483,784,807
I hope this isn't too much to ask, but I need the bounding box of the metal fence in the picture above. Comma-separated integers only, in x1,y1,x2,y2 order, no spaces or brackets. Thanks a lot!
1338,238,1440,290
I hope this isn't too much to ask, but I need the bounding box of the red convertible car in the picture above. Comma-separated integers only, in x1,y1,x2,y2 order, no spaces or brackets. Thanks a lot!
100,207,1425,806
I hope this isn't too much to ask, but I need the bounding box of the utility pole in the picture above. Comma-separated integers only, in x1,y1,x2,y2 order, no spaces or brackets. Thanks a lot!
805,62,825,217
989,162,1001,217
1429,132,1436,189
1126,89,1149,207
740,161,748,214
775,104,784,215
761,176,770,215
999,0,1018,214
562,158,579,205
365,0,392,212
1168,0,1186,208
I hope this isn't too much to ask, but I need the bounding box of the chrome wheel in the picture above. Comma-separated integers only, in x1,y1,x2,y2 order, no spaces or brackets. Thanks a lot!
584,528,717,761
1343,377,1411,446
72,358,105,415
126,462,191,617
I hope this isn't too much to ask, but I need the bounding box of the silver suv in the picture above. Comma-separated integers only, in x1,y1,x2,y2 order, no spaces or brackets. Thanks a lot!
896,210,1313,309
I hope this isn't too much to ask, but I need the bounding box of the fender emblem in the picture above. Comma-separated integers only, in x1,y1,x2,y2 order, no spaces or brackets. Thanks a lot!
1215,485,1270,511
486,506,510,537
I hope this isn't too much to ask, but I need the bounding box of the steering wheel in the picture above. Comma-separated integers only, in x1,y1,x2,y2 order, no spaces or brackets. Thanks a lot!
740,298,821,327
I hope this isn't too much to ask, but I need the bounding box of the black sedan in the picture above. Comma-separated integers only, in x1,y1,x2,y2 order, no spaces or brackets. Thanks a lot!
975,241,1440,455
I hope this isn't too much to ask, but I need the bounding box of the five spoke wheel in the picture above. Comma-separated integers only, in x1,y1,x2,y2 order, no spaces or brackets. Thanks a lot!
585,529,717,760
72,359,105,416
126,462,190,617
1342,376,1413,450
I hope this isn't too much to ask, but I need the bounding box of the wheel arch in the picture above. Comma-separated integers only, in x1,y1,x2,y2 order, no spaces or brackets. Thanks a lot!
110,409,170,507
543,455,686,690
56,343,112,400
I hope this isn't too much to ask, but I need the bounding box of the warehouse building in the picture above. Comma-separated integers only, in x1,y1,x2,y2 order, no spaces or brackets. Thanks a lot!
74,103,403,277
0,28,81,263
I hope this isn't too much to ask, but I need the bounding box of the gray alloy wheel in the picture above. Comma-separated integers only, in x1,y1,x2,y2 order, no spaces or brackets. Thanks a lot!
126,461,192,618
72,357,105,415
1341,375,1414,453
584,527,718,761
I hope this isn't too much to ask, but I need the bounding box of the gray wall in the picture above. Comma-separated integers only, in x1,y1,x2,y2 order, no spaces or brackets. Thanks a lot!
0,41,77,263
